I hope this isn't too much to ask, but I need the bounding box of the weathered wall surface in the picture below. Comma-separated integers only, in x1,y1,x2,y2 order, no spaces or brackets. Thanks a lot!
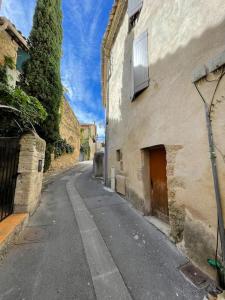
89,136,96,160
14,132,46,215
50,98,80,171
80,124,97,161
106,0,225,278
81,124,96,140
0,30,18,65
93,152,104,177
0,30,20,87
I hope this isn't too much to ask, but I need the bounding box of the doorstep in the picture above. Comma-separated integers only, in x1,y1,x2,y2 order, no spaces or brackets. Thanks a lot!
0,213,29,257
145,216,170,237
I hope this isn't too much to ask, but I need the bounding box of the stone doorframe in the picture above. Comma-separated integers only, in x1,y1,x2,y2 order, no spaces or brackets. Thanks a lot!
141,145,185,240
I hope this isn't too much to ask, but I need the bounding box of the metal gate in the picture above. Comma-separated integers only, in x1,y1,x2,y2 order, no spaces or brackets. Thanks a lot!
0,138,20,221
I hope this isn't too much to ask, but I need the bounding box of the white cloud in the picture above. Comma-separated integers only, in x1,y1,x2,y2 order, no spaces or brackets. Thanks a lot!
1,0,107,139
70,102,105,139
61,0,105,130
1,0,35,37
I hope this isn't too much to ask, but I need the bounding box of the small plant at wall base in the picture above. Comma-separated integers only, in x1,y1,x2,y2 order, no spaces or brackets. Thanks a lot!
54,139,74,158
20,0,63,171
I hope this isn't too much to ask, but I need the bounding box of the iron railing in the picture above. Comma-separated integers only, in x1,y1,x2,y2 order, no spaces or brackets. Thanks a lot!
0,138,20,221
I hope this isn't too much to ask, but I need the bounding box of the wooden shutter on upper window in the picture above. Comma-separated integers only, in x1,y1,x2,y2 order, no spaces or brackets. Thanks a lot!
133,31,149,95
128,0,143,18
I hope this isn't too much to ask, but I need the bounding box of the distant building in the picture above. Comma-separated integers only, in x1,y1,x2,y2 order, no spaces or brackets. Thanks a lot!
80,124,97,161
0,16,29,87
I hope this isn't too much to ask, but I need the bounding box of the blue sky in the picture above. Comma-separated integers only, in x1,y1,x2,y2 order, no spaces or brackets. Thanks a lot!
0,0,113,139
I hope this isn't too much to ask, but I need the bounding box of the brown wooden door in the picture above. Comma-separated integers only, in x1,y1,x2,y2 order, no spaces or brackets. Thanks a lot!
149,146,169,222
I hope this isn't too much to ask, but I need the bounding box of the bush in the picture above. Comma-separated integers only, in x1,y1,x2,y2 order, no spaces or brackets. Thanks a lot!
0,83,47,127
54,138,74,158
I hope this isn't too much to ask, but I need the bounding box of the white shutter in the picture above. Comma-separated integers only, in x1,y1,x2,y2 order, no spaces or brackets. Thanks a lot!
133,31,149,95
128,0,143,18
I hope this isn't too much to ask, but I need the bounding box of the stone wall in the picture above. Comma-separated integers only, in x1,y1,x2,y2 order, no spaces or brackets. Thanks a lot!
14,132,46,215
50,98,80,171
0,30,18,65
0,30,20,87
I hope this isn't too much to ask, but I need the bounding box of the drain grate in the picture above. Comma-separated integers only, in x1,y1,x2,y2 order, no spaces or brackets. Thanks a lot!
179,262,209,288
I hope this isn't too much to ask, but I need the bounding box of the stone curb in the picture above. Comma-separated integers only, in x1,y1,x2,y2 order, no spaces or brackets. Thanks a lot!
0,214,29,260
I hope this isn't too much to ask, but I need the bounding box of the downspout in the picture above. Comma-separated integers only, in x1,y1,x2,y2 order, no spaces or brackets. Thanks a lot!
104,62,110,186
194,83,225,270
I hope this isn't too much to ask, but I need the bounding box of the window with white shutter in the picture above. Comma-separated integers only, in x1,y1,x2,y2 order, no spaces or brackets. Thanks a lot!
128,0,143,18
128,0,143,31
132,31,149,98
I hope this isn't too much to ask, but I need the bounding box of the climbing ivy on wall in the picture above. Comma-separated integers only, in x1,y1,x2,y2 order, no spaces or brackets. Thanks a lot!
20,0,63,171
0,83,47,126
0,56,14,84
54,138,74,158
0,58,47,136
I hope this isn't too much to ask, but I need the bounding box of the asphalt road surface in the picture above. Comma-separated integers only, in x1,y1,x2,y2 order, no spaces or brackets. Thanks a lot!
0,162,208,300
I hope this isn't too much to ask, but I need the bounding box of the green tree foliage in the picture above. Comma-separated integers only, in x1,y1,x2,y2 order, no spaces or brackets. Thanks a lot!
0,83,47,126
20,0,63,171
0,57,47,137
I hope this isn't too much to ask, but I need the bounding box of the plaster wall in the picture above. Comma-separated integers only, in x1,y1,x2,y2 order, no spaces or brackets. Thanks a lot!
89,137,96,161
106,0,225,277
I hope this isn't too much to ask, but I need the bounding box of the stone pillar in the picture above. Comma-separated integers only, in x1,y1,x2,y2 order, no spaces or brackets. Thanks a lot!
93,152,104,177
14,132,46,215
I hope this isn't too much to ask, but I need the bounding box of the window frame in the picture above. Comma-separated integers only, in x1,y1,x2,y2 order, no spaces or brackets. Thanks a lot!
131,30,150,101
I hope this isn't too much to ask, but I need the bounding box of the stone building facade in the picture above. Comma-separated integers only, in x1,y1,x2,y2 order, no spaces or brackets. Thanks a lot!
0,19,45,219
0,17,28,87
50,98,80,171
102,0,225,279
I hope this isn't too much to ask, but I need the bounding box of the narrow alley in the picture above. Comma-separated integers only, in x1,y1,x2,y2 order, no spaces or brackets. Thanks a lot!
0,162,209,300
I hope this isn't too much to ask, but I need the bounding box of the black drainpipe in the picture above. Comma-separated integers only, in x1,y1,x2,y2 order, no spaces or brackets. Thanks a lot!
195,83,225,269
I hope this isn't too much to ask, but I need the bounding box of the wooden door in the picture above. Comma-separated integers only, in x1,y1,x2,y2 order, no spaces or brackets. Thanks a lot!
149,146,169,222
